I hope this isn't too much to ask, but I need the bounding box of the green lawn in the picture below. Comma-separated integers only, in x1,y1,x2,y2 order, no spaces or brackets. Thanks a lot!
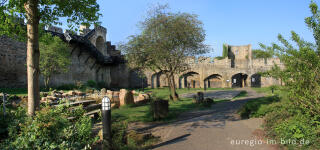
0,88,28,96
112,97,211,123
112,87,233,123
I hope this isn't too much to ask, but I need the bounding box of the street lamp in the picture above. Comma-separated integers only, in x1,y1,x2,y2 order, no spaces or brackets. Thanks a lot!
102,96,111,149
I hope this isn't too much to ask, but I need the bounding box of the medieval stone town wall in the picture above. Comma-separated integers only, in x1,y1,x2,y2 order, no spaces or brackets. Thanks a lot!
146,44,285,89
0,25,133,89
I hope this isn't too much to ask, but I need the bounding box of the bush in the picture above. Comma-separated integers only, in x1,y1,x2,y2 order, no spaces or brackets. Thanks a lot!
0,105,98,149
97,81,107,89
238,95,280,119
55,84,77,91
263,102,320,149
86,80,97,88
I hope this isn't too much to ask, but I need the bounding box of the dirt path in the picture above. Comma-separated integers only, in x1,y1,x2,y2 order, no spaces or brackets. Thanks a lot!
149,88,279,150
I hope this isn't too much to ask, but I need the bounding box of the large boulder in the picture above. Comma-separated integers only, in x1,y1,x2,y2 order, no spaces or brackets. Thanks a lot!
134,93,150,105
67,91,76,96
119,89,134,106
74,90,86,96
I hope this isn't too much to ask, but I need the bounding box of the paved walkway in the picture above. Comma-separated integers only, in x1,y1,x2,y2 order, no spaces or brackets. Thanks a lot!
150,89,279,150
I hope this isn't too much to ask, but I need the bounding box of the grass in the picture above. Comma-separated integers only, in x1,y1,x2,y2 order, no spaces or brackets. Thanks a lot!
232,91,247,99
112,87,233,123
112,97,212,123
237,96,280,119
0,88,28,96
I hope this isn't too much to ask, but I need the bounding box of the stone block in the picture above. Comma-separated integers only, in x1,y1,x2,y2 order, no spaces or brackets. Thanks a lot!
151,99,169,120
119,89,134,106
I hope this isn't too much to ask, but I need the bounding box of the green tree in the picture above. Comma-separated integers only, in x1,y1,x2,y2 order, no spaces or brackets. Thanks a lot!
0,0,100,116
122,5,208,101
39,34,70,89
222,43,228,58
263,1,320,115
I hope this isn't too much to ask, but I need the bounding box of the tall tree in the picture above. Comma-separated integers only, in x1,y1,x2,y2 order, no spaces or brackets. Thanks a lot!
122,5,208,101
0,0,100,116
39,34,70,89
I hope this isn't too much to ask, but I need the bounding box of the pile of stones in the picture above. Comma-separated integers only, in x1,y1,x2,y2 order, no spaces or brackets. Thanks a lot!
41,90,86,103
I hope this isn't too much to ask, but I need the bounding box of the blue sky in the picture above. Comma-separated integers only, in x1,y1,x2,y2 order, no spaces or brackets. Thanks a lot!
96,0,317,57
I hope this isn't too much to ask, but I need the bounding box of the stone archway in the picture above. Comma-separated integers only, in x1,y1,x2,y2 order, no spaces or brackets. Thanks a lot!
96,36,104,53
204,74,222,89
151,72,159,88
231,73,248,88
151,71,168,88
180,72,200,88
251,73,261,87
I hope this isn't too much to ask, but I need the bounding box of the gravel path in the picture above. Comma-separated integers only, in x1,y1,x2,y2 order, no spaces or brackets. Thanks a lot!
149,88,279,150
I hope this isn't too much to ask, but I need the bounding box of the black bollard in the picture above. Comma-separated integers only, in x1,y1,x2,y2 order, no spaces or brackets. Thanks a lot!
102,97,112,149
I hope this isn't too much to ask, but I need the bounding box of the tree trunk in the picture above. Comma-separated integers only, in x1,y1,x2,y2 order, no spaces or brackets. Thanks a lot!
44,76,50,90
25,0,40,116
169,74,179,101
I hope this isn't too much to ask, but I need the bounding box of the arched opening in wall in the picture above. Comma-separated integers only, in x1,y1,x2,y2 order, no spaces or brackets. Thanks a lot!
180,72,200,88
178,76,183,89
158,71,168,88
151,71,168,88
231,73,248,88
151,73,158,88
204,74,222,89
251,74,261,87
96,36,104,53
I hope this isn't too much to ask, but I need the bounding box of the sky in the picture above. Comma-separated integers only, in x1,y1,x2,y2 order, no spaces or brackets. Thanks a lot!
96,0,317,57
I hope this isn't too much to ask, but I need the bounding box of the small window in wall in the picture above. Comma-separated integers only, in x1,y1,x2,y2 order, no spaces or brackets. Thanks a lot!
252,78,255,82
233,79,237,83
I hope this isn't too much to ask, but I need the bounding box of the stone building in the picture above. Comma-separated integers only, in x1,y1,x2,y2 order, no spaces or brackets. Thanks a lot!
0,25,140,88
146,44,284,89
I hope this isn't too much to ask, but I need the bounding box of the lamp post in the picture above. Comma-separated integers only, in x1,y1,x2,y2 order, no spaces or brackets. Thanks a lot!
102,96,111,149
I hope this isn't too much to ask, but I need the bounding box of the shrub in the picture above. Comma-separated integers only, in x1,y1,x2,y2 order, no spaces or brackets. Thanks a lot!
264,106,320,149
97,81,107,89
0,105,98,149
56,84,77,91
86,80,97,88
238,95,280,119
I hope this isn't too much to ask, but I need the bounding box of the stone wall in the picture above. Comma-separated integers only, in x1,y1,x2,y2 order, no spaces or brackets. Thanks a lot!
145,44,284,89
0,25,133,89
0,36,27,88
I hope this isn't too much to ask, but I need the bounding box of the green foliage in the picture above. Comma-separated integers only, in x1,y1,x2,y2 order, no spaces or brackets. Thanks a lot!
252,48,273,59
238,95,280,119
0,0,101,38
121,4,208,100
122,5,208,71
0,105,98,149
222,43,228,58
55,84,77,91
263,99,320,149
215,56,225,60
39,33,71,89
233,91,248,99
86,80,97,88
